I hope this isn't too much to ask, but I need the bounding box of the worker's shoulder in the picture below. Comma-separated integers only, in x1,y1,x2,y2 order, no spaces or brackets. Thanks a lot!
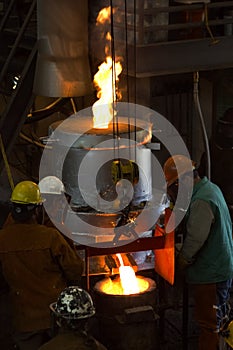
86,338,107,349
0,222,65,240
38,332,106,350
75,333,107,350
38,223,64,237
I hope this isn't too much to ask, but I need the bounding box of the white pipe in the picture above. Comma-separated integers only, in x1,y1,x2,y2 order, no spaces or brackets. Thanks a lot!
193,71,211,179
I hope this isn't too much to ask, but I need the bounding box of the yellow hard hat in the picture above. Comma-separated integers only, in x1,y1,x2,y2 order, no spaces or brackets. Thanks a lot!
11,181,43,204
221,319,233,348
163,155,196,187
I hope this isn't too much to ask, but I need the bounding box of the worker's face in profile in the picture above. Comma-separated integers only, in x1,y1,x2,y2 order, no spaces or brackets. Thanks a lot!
179,172,193,189
167,172,193,205
167,180,179,204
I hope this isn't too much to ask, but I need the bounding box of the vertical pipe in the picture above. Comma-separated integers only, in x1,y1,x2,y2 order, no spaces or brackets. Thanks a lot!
85,247,90,291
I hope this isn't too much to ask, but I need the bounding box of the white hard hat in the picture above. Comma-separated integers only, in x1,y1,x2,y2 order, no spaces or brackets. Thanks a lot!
39,176,64,195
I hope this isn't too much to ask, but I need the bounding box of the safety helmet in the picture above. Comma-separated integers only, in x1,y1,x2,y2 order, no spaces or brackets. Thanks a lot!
163,155,195,187
52,286,95,320
11,181,43,204
39,176,64,195
220,319,233,348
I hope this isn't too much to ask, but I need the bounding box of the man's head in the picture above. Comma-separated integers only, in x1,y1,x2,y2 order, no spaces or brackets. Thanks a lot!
163,155,196,203
10,181,43,222
163,155,196,187
39,176,71,223
50,286,95,330
38,176,65,196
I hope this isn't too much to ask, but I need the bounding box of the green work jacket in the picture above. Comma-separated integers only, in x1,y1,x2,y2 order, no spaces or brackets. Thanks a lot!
185,177,233,284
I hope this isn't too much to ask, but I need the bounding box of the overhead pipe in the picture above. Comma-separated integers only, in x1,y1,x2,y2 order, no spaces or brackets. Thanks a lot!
33,0,93,97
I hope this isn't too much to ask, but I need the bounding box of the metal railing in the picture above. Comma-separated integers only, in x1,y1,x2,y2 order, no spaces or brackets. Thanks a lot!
113,0,233,45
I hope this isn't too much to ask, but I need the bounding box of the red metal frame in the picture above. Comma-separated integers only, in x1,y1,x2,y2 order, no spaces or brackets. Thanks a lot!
76,235,166,290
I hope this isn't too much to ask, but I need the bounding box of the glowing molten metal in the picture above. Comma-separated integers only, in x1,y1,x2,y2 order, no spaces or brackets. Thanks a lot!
99,254,149,295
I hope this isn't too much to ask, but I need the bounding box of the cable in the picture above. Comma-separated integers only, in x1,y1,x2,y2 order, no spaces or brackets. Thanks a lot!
124,0,130,104
133,0,137,162
0,134,14,190
110,0,120,160
204,3,219,45
193,72,211,179
19,132,52,149
123,0,133,160
25,98,68,124
70,98,77,113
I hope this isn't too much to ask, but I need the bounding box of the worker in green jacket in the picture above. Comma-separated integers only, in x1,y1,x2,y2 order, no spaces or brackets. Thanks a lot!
163,154,233,350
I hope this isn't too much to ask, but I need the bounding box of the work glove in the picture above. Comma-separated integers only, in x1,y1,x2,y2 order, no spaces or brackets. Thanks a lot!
175,253,190,290
176,253,190,270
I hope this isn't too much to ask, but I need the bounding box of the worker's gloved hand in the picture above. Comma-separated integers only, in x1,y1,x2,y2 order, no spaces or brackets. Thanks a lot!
175,253,191,289
176,253,190,270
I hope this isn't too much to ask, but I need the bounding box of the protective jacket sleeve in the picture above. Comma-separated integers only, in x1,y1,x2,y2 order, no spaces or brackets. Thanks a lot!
181,199,214,262
50,229,83,282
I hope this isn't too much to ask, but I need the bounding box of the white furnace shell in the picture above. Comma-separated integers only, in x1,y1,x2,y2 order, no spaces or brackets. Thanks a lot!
48,115,152,210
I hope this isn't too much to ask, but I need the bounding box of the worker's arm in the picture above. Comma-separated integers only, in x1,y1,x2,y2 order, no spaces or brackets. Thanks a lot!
180,199,214,263
50,229,84,282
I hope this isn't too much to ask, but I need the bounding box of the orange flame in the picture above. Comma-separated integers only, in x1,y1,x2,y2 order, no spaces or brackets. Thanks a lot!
96,6,114,25
92,7,122,129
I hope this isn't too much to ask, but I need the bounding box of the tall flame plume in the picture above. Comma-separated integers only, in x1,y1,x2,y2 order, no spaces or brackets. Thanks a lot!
92,6,122,129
